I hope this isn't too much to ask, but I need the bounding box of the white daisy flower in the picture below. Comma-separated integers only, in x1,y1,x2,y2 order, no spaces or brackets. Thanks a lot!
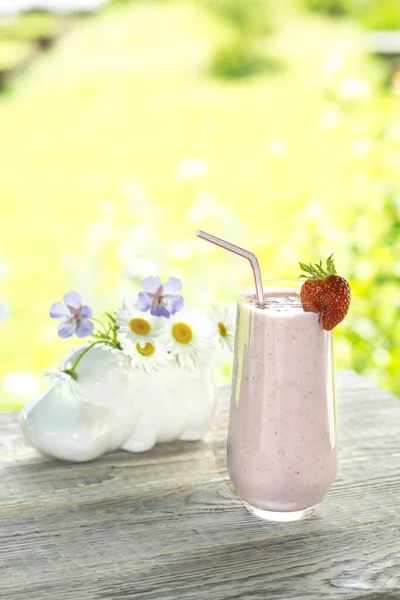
41,369,84,400
162,309,215,370
212,306,235,352
42,369,73,383
130,342,171,373
115,306,164,354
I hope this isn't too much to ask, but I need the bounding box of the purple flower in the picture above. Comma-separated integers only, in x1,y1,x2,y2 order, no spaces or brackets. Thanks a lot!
137,276,184,318
49,291,94,339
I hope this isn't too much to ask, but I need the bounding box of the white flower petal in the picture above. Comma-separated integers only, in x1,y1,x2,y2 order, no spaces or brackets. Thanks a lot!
162,309,216,369
115,306,165,356
130,342,171,373
212,306,235,353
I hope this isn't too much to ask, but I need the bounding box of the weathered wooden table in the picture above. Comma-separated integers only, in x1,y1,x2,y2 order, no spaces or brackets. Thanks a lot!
1,371,399,600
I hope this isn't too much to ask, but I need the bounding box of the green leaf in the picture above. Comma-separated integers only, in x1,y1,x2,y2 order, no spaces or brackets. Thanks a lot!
299,254,336,280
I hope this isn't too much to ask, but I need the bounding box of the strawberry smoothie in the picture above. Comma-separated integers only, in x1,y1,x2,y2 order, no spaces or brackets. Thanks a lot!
227,282,337,521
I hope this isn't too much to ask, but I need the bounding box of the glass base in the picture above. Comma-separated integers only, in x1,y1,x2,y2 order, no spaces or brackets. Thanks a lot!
242,501,318,522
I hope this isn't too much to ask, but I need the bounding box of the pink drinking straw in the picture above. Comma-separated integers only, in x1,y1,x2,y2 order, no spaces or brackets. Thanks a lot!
196,230,264,303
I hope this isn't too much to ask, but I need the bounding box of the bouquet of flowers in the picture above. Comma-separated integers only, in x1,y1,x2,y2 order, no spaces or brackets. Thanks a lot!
20,276,234,463
48,275,234,380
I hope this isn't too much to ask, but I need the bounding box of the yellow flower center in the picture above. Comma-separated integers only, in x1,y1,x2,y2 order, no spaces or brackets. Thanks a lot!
218,322,228,338
172,322,193,345
129,317,151,335
136,342,155,356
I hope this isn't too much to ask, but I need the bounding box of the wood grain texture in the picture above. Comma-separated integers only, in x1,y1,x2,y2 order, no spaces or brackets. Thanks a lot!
0,371,400,600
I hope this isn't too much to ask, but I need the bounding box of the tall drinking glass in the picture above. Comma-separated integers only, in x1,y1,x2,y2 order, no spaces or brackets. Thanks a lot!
227,280,337,522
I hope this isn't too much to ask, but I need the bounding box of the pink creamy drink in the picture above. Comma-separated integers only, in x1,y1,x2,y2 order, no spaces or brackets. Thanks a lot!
227,282,337,522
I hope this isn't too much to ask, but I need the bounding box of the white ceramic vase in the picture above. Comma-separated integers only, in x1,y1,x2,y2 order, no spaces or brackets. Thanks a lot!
20,346,218,462
20,346,137,462
123,365,217,452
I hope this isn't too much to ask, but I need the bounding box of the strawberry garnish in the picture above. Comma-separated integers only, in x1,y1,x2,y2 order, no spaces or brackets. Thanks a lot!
299,254,351,331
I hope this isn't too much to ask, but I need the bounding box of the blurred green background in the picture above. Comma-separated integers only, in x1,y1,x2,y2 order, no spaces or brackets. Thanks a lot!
0,0,399,410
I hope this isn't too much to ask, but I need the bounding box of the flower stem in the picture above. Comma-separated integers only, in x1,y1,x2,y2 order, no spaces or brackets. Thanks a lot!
91,317,109,335
63,340,114,379
63,368,78,381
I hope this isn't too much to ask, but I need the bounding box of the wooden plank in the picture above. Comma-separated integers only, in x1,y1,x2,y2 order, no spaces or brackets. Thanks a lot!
0,371,399,600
